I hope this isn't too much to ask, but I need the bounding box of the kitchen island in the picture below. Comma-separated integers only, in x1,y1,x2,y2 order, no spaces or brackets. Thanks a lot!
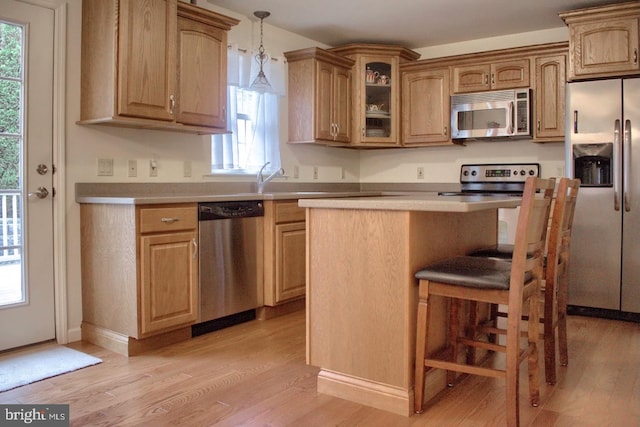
299,193,521,416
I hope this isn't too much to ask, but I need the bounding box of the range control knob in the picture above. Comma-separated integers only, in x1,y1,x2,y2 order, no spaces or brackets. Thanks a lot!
528,169,536,176
471,170,477,176
520,170,526,176
463,170,469,176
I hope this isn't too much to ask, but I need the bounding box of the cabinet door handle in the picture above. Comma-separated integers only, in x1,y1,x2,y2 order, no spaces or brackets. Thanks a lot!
634,48,638,65
491,73,495,85
161,217,180,224
443,125,448,136
537,121,541,132
169,95,175,115
192,238,198,260
484,74,489,85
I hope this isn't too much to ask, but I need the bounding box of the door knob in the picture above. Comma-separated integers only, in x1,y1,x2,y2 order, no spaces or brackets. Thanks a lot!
28,187,49,199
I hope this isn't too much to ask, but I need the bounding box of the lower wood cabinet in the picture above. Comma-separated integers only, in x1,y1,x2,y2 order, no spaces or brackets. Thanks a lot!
263,200,306,306
81,203,198,356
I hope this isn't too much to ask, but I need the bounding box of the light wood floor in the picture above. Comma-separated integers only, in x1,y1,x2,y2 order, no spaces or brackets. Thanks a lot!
1,310,638,426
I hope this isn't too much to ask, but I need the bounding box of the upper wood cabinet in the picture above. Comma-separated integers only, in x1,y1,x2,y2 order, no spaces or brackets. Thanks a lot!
534,53,567,141
176,8,229,128
452,59,530,93
399,42,568,145
400,67,452,146
80,0,238,134
285,47,355,145
560,2,640,80
328,44,420,147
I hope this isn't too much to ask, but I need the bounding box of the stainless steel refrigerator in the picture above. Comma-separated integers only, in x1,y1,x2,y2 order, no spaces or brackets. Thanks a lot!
565,78,639,319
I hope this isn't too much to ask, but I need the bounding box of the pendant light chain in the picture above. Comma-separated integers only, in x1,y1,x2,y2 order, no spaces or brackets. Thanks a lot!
250,11,272,92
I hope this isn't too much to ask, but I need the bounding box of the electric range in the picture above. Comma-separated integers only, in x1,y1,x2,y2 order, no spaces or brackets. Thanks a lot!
439,163,541,196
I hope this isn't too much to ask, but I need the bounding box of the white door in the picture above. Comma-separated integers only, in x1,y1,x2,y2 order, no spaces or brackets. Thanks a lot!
0,0,55,351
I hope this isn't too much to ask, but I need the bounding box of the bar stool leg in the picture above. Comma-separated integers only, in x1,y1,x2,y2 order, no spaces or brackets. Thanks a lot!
414,280,430,413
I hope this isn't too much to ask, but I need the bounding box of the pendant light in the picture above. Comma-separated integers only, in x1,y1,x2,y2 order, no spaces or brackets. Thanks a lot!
249,11,272,92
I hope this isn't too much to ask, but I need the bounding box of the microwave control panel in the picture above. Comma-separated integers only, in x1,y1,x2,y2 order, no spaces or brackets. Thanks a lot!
460,163,540,183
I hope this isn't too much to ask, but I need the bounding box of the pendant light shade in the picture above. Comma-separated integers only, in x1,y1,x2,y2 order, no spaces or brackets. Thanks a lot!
250,11,272,92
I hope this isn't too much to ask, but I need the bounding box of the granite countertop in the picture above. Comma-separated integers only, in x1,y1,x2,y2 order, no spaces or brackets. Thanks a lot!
298,193,522,212
75,182,462,205
76,190,376,205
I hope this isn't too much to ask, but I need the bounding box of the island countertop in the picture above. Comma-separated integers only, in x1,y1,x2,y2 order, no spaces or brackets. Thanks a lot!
299,193,521,212
303,195,520,416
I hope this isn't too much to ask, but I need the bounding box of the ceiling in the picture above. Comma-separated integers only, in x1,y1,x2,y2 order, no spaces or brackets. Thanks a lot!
205,0,627,49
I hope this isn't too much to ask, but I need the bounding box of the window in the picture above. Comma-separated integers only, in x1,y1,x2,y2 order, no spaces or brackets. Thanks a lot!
211,45,285,174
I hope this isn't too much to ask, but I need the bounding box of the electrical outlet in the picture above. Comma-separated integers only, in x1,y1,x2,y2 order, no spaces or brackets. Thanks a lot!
183,160,192,177
97,158,113,176
313,166,319,180
417,166,424,179
293,165,299,179
128,160,137,177
150,159,158,177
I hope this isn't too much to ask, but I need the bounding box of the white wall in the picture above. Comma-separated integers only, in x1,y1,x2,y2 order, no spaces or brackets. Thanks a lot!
61,0,570,339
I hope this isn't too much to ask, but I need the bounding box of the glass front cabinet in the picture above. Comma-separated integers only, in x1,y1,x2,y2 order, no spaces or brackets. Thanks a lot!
329,44,420,147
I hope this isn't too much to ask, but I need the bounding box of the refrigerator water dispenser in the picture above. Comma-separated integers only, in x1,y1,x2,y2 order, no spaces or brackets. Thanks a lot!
573,143,612,186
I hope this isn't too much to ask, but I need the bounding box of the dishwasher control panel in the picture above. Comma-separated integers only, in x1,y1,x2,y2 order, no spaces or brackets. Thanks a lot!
199,201,264,220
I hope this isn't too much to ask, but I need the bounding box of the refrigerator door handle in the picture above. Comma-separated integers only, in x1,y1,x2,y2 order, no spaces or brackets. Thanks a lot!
624,119,631,212
614,119,621,211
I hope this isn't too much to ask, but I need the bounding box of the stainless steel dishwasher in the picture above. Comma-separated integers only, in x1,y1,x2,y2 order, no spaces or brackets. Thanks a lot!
197,200,264,325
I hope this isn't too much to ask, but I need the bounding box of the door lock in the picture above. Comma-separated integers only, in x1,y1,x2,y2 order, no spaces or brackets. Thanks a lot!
28,187,49,199
36,164,49,175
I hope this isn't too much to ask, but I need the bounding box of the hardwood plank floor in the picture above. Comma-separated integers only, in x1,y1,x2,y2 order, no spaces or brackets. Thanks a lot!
1,311,638,426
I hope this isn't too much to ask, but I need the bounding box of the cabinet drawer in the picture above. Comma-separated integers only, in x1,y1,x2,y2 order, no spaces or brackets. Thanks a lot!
275,201,305,223
139,205,197,233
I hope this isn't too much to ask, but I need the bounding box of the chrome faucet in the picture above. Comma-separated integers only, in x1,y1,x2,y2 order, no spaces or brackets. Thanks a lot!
257,162,284,194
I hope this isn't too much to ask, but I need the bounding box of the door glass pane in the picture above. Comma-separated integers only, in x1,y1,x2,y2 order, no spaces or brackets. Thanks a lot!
0,21,24,307
457,108,508,131
365,61,391,138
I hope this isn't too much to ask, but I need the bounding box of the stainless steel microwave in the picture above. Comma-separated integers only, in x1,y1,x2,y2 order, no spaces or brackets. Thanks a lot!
451,88,532,139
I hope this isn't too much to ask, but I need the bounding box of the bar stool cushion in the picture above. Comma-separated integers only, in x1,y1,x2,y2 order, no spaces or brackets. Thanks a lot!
470,244,515,260
415,256,532,290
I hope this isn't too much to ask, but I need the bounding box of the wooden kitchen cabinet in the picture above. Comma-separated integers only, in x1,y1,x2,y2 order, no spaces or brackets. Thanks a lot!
560,2,639,80
285,48,355,144
263,201,306,307
81,203,198,356
534,53,567,141
400,67,452,146
452,58,530,93
329,44,420,147
79,0,238,134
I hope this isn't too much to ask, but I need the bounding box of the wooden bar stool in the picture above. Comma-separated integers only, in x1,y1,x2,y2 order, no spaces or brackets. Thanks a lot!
413,177,555,427
469,177,580,384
